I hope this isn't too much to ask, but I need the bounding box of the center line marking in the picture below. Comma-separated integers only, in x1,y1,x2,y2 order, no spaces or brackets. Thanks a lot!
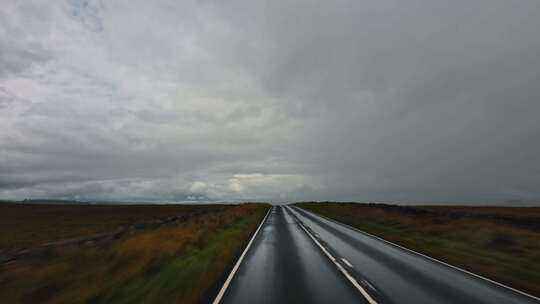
286,206,378,304
341,257,353,268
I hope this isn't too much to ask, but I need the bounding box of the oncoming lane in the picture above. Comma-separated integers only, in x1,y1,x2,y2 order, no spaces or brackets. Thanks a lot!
218,206,365,304
288,205,539,304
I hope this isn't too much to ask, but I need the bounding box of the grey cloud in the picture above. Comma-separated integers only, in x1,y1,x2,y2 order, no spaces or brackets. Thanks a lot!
202,0,540,202
69,0,105,32
0,42,52,77
0,1,539,203
0,5,53,76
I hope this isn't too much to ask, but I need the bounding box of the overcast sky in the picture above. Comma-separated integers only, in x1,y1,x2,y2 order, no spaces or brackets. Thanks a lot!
1,0,539,203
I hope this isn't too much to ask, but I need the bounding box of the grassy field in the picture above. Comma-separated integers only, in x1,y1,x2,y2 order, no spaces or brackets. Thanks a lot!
0,203,230,252
297,202,540,297
0,203,269,303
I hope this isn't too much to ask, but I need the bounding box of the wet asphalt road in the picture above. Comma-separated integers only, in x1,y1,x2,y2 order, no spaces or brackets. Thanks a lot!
218,205,539,304
220,206,364,304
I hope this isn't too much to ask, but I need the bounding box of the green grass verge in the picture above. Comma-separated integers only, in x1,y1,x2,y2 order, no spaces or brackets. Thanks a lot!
88,209,266,304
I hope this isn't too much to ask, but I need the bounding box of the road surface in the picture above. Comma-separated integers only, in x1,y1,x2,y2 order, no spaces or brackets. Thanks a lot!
215,205,539,304
218,206,364,304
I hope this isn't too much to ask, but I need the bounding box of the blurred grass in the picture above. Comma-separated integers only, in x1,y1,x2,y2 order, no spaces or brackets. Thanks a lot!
297,202,540,297
89,215,258,304
0,204,228,251
0,203,269,304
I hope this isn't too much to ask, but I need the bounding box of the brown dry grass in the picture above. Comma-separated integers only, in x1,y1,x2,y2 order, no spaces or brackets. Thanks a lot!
421,205,540,220
0,203,269,304
0,204,226,251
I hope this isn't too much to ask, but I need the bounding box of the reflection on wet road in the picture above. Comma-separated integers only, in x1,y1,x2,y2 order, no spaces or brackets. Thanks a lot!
217,205,539,304
219,206,364,304
288,206,539,304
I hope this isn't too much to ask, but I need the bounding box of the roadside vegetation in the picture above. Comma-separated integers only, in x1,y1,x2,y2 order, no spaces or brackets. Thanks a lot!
0,203,269,303
297,202,540,297
0,203,229,252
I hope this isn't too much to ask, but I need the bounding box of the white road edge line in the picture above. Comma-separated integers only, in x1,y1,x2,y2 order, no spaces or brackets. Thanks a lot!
212,207,272,304
341,257,354,268
294,206,540,302
286,206,378,304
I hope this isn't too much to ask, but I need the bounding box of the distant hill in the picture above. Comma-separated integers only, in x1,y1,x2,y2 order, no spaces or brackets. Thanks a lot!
20,199,89,205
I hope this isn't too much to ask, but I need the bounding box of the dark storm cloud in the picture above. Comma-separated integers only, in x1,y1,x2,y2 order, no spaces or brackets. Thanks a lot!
202,0,540,202
1,0,539,203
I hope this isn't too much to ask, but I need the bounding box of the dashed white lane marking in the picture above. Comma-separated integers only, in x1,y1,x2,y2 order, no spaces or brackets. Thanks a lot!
362,279,377,292
286,206,378,304
212,207,272,304
293,206,540,303
341,257,354,268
